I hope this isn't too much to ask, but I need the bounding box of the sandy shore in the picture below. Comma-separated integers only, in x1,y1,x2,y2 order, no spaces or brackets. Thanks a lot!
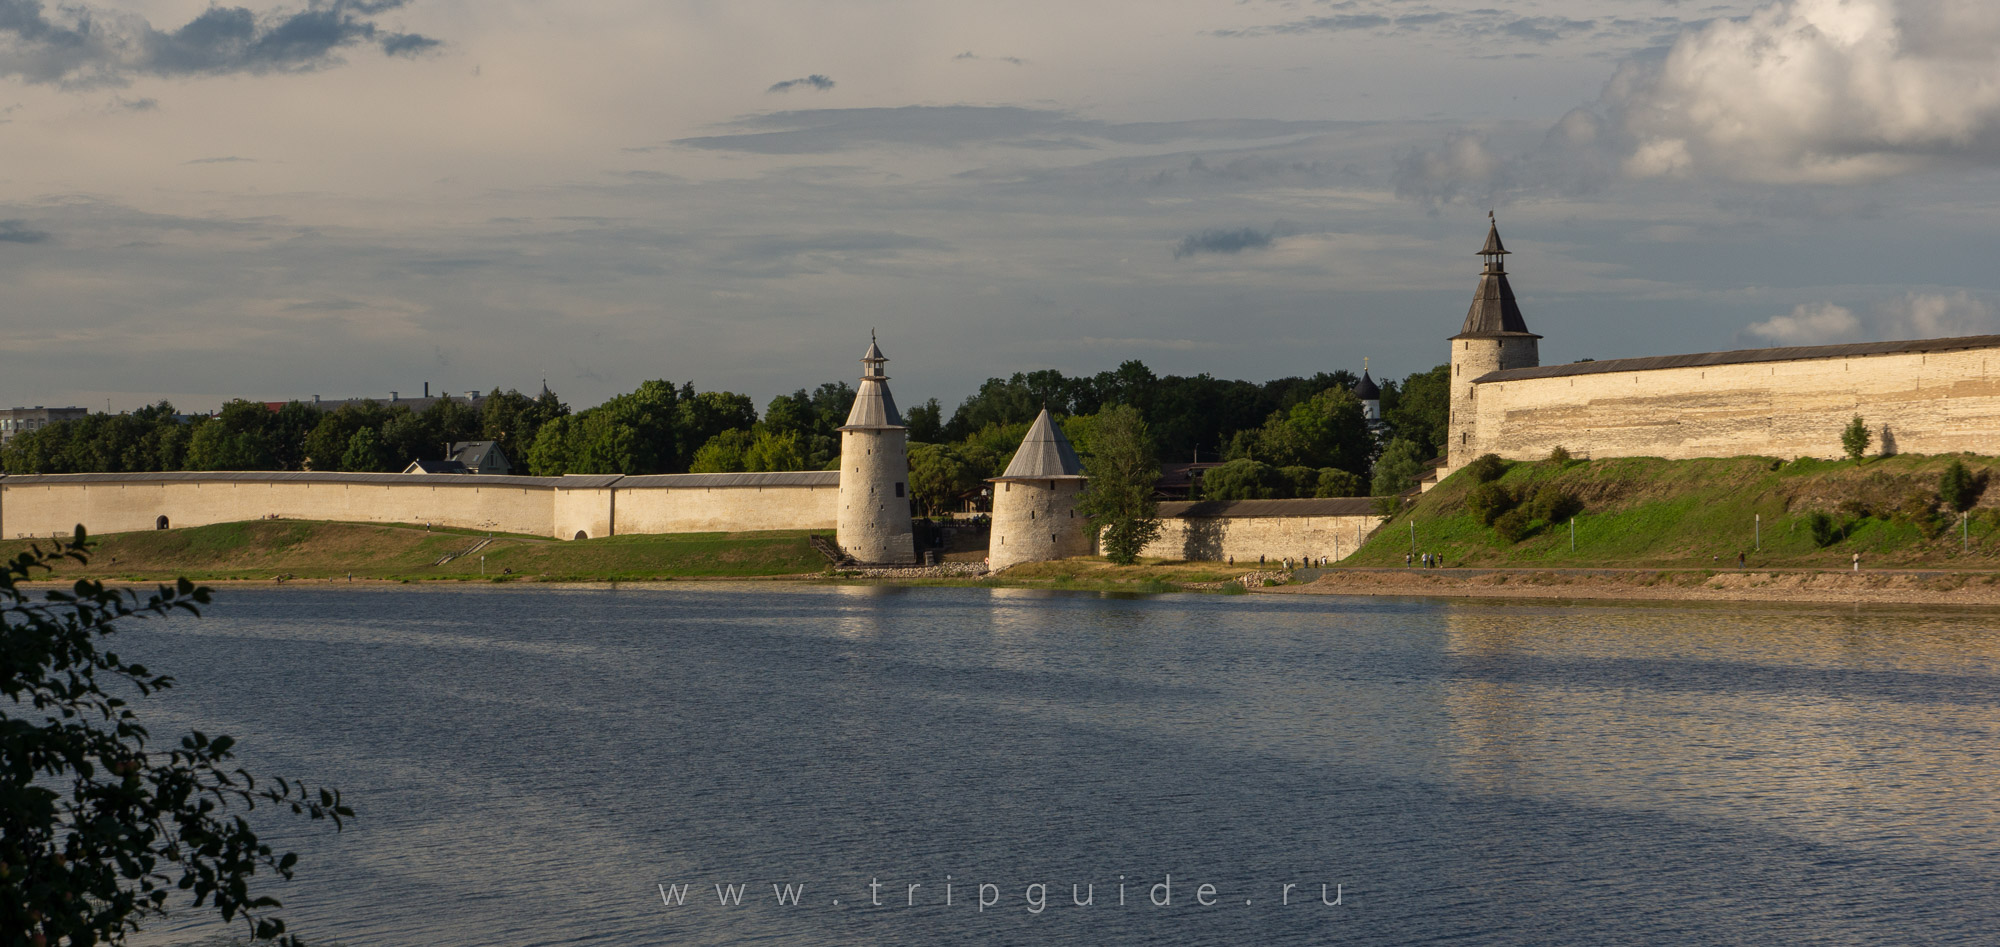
1268,567,2000,606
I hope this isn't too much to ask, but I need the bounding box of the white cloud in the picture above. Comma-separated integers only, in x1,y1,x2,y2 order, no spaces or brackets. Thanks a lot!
1878,291,1996,338
1743,302,1863,344
1612,0,2000,183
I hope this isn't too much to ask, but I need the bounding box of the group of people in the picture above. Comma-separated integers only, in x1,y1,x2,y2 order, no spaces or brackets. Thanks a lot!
1232,554,1336,570
1407,552,1445,568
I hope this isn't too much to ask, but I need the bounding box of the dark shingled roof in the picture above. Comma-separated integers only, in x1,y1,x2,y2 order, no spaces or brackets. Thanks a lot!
1454,219,1537,340
0,470,622,489
1476,334,2000,384
617,471,839,488
1160,497,1378,519
1353,370,1380,400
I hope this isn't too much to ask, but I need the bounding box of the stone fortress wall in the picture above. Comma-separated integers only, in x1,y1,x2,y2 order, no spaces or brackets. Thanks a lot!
1141,499,1382,564
0,470,838,541
1460,338,2000,465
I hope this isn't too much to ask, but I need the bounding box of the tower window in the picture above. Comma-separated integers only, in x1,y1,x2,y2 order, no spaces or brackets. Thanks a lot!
895,482,905,498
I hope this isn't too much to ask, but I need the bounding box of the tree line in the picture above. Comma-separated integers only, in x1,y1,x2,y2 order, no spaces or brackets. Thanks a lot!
1,361,1451,499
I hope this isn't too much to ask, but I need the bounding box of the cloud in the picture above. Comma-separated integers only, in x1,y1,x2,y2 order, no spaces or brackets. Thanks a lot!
1390,111,1612,207
674,106,1341,154
0,0,442,87
186,156,254,164
0,219,50,243
952,51,1025,65
1741,293,1996,345
1216,8,1603,44
1879,291,1996,338
1173,223,1306,259
766,74,835,93
1743,303,1864,344
1605,0,2000,183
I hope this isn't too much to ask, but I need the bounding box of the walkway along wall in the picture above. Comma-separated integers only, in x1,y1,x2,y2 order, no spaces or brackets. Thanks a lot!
1138,498,1385,564
1464,336,2000,464
0,470,839,541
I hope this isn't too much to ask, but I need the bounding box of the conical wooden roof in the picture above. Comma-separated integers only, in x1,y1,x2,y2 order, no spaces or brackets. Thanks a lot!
994,408,1086,480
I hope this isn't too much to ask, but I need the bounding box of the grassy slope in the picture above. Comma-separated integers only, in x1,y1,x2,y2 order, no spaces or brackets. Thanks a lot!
1351,453,2000,569
2,520,828,582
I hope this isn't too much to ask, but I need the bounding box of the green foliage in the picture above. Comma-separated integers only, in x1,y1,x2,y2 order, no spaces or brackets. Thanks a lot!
0,402,192,475
1315,467,1364,498
906,443,983,516
1842,415,1871,461
1895,488,1946,536
1523,483,1580,524
1370,437,1429,497
1465,453,1508,484
904,398,945,443
743,429,807,472
690,429,756,473
186,401,282,471
1198,459,1280,501
1940,460,1984,513
1382,364,1450,458
1,530,350,945
339,427,391,472
1807,511,1840,547
1464,481,1515,526
1076,405,1161,565
1546,445,1573,465
1492,507,1532,543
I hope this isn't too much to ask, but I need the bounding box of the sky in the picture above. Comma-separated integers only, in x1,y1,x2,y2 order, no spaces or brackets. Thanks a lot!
5,0,2000,415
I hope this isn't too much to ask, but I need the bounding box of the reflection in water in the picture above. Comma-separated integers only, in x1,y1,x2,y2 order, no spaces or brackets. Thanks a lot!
118,586,1998,947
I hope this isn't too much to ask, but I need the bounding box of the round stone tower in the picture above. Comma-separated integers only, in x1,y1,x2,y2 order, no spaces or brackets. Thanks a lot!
987,408,1092,571
1447,214,1541,470
836,334,918,566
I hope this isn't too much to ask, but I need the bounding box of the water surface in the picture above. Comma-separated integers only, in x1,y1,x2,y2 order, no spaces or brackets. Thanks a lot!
118,585,2000,945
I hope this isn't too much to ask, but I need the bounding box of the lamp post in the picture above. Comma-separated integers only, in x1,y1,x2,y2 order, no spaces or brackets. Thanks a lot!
1755,513,1761,551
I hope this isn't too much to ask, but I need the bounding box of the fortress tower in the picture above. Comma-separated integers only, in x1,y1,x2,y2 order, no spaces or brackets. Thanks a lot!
1446,215,1540,470
987,408,1092,571
835,334,918,565
1354,359,1382,421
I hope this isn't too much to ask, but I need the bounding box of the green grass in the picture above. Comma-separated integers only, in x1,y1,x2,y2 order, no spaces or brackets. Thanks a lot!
2,520,830,582
1353,452,2000,569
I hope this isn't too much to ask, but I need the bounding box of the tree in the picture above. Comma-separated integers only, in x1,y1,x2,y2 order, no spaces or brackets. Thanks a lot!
340,427,391,472
690,429,755,473
907,443,977,516
1842,415,1871,461
1198,459,1279,501
743,429,806,472
1370,437,1428,497
2,531,350,945
904,398,944,444
1383,365,1450,458
1076,405,1161,564
1315,467,1364,498
1940,460,1983,513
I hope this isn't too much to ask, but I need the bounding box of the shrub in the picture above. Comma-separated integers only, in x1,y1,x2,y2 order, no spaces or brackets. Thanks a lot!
1464,481,1516,527
1546,445,1573,465
1524,484,1581,524
1807,510,1839,547
1466,453,1508,484
1841,415,1871,461
1314,467,1365,498
1896,488,1945,536
1940,460,1985,513
1493,508,1533,543
1277,465,1320,499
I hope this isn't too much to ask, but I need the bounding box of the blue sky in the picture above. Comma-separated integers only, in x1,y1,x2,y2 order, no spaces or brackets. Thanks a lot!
4,0,1999,413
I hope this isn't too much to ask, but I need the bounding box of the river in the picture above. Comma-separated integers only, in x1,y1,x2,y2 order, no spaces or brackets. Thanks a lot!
117,584,1999,945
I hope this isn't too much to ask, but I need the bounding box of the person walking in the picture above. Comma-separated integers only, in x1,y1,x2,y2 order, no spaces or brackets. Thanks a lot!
1737,551,1746,569
1853,552,1860,572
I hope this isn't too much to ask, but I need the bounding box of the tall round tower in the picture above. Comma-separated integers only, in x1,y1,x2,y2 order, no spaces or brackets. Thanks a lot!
1447,214,1541,470
836,334,918,565
987,408,1092,571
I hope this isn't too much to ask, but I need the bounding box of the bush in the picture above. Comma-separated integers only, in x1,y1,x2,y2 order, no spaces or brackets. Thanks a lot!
1524,484,1581,524
1466,453,1508,484
1842,415,1871,461
1314,467,1364,498
1896,488,1945,536
1837,498,1874,518
1493,508,1533,543
1464,481,1516,527
1277,465,1320,498
1807,510,1839,547
1546,445,1573,465
1940,460,1985,513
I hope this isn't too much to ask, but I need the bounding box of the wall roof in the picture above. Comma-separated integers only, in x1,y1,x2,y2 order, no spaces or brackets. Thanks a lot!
617,471,839,488
1159,497,1377,518
0,471,623,489
1476,334,2000,384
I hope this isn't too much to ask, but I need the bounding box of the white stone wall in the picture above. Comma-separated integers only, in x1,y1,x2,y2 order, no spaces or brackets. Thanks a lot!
835,429,916,564
614,484,837,535
1449,335,1538,471
988,478,1091,570
1467,345,2000,463
1140,513,1383,564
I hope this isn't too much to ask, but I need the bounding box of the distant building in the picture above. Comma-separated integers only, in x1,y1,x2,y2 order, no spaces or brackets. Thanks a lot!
0,406,88,444
268,382,487,414
400,441,512,475
1155,461,1225,501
